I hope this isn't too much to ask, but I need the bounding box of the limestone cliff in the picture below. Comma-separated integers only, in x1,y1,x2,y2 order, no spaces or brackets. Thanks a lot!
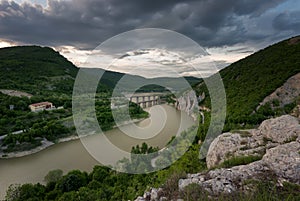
257,72,300,110
174,90,203,121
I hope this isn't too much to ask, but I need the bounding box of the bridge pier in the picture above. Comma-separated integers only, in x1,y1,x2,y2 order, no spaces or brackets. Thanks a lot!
128,93,164,108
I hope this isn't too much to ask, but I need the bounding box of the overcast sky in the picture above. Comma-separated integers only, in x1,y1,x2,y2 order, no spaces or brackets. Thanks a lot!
0,0,299,77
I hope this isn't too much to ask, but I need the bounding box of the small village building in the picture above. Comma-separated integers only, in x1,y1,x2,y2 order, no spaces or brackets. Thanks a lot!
29,102,55,112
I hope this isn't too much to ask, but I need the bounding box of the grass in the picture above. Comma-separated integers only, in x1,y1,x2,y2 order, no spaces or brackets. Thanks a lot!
154,164,300,201
263,136,274,144
180,180,300,201
232,130,252,138
284,135,298,143
220,155,263,168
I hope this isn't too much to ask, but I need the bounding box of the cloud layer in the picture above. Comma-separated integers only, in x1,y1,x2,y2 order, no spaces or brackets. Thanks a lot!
0,0,299,77
0,0,299,50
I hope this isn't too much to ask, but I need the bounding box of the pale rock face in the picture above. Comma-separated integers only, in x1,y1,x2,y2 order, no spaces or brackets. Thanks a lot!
259,115,300,143
134,196,145,201
257,73,300,109
175,90,199,120
262,142,300,183
177,115,300,195
179,141,300,194
206,115,300,169
136,115,300,199
206,133,242,168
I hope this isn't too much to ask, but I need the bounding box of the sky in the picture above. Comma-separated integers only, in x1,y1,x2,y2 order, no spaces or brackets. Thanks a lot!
0,0,299,78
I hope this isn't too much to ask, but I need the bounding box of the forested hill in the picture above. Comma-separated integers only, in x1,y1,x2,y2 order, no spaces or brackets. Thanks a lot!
0,46,78,95
85,68,201,92
196,36,300,131
0,46,201,94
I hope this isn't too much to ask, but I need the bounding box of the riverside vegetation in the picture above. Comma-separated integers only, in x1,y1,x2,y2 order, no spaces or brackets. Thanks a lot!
2,36,300,200
0,46,199,155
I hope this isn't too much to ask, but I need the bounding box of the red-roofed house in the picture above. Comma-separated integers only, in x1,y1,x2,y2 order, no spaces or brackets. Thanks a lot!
29,102,55,112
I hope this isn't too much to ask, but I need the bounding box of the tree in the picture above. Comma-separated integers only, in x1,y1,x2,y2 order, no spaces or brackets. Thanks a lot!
5,184,21,201
59,170,88,192
44,169,63,184
91,166,110,182
141,142,148,154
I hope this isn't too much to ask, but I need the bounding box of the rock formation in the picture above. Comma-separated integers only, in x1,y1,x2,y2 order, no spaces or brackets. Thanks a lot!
206,115,299,168
135,114,300,200
179,115,300,194
257,73,300,109
175,90,199,120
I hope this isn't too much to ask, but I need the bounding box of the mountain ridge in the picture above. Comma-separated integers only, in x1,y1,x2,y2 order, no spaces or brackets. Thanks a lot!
195,35,300,132
0,45,201,94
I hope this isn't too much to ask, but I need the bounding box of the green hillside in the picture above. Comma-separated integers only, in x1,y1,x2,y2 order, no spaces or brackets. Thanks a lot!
0,46,78,95
0,45,199,152
0,46,200,94
2,37,300,201
196,36,300,131
0,46,148,152
86,68,201,92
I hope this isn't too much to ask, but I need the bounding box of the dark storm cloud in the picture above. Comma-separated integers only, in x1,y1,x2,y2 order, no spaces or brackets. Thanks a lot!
0,0,298,49
233,0,285,16
273,11,300,32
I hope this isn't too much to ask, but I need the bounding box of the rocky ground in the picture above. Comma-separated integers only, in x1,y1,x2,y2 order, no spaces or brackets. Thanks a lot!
135,114,300,201
257,72,300,109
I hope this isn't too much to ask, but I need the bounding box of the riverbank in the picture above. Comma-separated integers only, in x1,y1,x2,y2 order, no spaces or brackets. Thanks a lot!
0,117,147,159
0,137,63,159
0,104,196,200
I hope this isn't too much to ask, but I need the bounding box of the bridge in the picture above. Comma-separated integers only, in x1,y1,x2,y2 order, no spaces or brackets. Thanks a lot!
126,93,164,108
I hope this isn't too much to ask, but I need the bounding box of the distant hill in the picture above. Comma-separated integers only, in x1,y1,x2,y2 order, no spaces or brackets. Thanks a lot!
0,46,201,95
0,46,78,95
84,68,201,93
196,36,300,131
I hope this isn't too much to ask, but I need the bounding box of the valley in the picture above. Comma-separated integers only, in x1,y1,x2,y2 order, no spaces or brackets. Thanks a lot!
0,36,299,201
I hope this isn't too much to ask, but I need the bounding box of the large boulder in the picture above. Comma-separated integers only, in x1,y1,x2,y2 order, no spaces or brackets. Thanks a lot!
259,115,300,143
206,115,300,169
136,115,300,200
262,142,300,183
179,141,300,194
178,115,300,195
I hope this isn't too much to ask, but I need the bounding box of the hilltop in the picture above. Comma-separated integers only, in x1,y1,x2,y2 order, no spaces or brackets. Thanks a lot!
196,36,300,132
0,45,200,95
0,46,78,95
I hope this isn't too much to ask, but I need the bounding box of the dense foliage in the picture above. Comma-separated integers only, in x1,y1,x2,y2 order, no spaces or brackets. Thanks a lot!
5,140,206,201
0,46,78,95
2,36,300,200
0,46,148,153
195,36,300,131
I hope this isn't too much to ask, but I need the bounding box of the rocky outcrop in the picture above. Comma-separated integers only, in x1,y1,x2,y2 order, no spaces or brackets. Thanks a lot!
179,141,300,194
257,73,300,109
134,188,166,201
259,115,299,143
135,115,300,200
263,142,300,183
175,90,199,120
206,115,299,169
178,115,300,195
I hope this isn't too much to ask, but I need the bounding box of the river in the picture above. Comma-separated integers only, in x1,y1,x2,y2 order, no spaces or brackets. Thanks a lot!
0,104,196,199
